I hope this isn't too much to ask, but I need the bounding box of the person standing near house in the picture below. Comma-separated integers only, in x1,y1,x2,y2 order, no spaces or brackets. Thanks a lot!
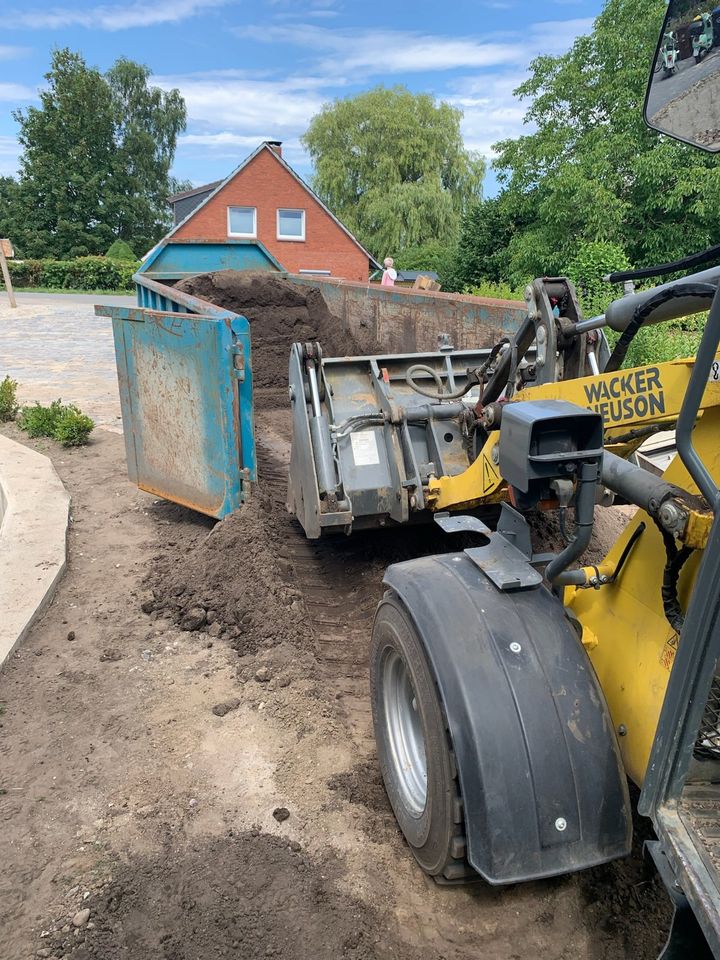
381,257,397,286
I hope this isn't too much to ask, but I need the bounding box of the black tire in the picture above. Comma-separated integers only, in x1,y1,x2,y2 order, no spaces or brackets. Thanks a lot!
370,591,474,883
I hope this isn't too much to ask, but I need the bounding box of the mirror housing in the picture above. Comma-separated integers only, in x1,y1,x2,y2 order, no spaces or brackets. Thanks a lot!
645,1,720,151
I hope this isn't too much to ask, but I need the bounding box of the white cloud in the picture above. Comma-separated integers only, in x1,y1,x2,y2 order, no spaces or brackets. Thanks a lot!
529,17,594,52
5,0,232,31
0,82,37,102
180,132,269,147
240,23,520,74
157,73,325,134
0,136,21,176
166,13,595,176
0,45,31,60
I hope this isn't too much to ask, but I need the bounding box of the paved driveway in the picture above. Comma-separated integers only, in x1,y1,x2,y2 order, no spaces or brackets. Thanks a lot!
0,295,124,429
647,47,720,116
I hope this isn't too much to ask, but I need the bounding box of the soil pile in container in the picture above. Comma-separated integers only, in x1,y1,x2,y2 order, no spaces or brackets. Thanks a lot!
176,270,380,390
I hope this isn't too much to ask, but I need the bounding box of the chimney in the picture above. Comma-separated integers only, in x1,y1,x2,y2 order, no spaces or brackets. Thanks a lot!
266,140,283,157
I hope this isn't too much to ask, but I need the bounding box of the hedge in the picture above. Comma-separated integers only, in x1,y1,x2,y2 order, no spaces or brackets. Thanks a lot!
1,256,140,291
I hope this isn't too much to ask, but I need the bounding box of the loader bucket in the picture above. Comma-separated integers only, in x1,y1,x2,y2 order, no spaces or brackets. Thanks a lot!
287,341,502,539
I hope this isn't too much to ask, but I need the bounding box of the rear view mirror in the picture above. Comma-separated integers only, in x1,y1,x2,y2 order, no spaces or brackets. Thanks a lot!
645,0,720,151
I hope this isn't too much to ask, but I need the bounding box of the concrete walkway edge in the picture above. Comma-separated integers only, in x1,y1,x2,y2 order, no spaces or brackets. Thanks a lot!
0,434,70,670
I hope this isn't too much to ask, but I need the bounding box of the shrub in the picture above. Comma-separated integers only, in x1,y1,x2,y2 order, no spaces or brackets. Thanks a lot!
53,407,95,446
6,259,43,287
0,376,19,422
18,400,65,438
18,399,94,446
564,241,631,319
465,280,527,302
2,256,138,291
106,239,137,262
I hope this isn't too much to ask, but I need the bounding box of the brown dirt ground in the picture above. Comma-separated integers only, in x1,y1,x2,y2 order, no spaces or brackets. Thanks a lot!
0,276,672,960
0,419,671,960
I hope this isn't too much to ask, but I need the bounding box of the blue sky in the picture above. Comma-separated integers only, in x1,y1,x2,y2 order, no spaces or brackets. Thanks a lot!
0,0,604,196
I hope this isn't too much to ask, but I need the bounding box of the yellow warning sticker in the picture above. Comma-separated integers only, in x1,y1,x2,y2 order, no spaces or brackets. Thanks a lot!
482,454,500,493
659,634,679,672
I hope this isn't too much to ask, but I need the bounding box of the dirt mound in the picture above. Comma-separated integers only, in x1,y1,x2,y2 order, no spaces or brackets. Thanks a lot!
146,484,305,656
328,759,389,813
176,271,379,389
42,831,422,960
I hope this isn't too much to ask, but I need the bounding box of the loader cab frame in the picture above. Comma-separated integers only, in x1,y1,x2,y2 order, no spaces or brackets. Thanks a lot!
641,3,720,955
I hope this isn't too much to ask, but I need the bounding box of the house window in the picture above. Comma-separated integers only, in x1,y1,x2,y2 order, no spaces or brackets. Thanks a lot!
227,206,256,238
277,208,305,241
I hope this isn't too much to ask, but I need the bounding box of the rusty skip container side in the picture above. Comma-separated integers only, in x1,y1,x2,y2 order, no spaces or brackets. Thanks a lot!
96,272,256,519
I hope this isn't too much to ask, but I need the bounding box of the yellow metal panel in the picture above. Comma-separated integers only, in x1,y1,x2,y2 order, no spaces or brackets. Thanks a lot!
428,355,720,512
569,406,720,786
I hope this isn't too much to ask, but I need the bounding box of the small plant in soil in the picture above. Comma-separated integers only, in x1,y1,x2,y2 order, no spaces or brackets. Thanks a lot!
53,407,95,446
0,376,19,422
18,399,94,446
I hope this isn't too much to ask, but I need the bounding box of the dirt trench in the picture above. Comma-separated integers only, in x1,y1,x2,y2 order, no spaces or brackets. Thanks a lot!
0,273,672,960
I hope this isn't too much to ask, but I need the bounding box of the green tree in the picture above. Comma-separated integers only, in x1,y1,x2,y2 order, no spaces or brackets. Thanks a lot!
12,48,186,259
0,177,23,253
302,85,485,260
489,0,720,286
105,58,187,253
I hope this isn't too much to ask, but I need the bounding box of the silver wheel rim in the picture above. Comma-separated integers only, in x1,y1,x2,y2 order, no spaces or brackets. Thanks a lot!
383,649,427,817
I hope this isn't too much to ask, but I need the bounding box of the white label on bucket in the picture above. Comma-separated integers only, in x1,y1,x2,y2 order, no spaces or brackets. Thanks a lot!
710,360,720,383
351,430,380,467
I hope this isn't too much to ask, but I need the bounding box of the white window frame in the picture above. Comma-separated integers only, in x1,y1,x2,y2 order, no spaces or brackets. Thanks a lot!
227,206,257,238
277,208,305,242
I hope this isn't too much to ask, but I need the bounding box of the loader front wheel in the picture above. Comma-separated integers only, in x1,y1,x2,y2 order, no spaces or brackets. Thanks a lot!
370,592,473,883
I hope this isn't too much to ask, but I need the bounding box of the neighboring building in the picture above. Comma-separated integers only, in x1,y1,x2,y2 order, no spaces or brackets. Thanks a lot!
168,180,222,225
165,141,379,282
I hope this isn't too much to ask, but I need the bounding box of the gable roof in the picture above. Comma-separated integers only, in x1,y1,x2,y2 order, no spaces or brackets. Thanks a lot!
168,180,222,203
163,142,381,270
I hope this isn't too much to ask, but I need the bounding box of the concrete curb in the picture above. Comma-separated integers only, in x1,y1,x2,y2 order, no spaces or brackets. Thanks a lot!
0,433,70,670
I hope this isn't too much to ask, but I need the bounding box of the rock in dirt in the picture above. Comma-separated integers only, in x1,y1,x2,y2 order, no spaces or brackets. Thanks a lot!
66,631,76,642
140,595,155,615
255,666,271,683
272,807,290,822
99,648,123,663
211,698,241,717
180,607,207,632
72,908,90,928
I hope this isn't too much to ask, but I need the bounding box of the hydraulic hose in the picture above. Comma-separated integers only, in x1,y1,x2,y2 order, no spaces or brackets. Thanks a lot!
607,242,720,284
406,339,509,403
656,521,694,634
546,460,601,586
405,364,478,400
605,282,716,372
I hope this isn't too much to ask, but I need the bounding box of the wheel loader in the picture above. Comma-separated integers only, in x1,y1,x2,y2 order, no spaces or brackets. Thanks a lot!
288,3,720,955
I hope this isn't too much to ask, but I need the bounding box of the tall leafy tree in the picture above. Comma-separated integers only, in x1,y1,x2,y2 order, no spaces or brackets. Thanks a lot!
106,58,187,253
13,49,116,258
11,48,186,259
302,85,485,259
484,0,720,286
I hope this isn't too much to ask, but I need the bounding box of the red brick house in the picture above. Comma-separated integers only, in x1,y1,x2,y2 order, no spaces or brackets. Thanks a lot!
166,141,379,281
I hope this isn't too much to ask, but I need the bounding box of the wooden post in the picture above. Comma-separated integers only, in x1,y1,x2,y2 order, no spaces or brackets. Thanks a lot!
0,239,16,308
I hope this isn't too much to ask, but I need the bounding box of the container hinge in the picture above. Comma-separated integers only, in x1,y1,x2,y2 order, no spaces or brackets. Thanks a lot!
231,344,245,381
241,467,252,500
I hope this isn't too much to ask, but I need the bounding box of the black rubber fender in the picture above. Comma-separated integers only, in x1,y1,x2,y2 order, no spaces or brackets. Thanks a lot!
382,552,632,884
